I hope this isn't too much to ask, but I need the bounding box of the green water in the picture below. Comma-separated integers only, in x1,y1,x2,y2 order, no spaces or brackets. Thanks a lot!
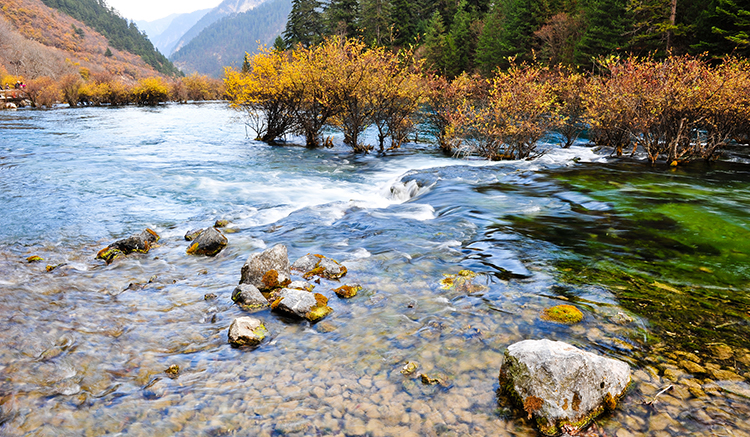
512,161,750,352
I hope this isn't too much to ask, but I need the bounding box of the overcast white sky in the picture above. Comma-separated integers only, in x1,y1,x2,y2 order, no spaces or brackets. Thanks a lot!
106,0,222,22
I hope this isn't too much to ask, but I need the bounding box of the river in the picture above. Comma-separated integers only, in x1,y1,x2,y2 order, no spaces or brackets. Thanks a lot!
0,102,748,436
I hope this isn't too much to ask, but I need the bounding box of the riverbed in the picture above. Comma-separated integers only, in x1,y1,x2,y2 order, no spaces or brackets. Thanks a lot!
0,102,748,436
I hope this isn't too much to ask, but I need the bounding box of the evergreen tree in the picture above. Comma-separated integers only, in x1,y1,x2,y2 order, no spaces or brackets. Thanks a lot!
574,0,630,66
391,0,416,46
325,0,360,37
284,0,324,47
361,0,392,45
627,0,681,54
498,0,552,63
242,53,252,73
273,35,287,51
446,0,474,77
475,2,505,76
713,0,750,55
423,11,450,75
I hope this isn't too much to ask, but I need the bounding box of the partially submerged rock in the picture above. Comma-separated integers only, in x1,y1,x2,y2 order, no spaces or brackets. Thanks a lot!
270,288,333,323
97,228,160,264
184,228,203,241
292,254,348,280
333,284,361,299
26,255,44,263
228,317,268,347
186,227,227,256
240,244,292,292
288,280,315,292
232,284,269,311
440,269,486,293
540,304,584,324
500,339,631,436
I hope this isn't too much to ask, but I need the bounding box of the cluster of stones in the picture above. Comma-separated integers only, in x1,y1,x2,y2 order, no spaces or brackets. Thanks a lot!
184,219,230,256
96,228,160,264
93,219,232,267
228,244,359,347
91,230,635,436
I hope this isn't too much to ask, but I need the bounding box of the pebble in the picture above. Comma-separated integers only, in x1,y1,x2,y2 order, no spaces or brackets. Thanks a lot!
649,412,677,432
679,360,706,375
344,416,367,436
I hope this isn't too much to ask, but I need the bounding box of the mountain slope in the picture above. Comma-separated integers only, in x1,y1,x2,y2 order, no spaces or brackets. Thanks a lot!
37,0,180,76
170,0,267,53
170,0,291,77
0,0,168,80
152,9,211,55
135,13,180,41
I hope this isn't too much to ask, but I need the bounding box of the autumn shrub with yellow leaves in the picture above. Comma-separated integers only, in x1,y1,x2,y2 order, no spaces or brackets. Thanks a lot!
584,55,750,163
131,77,169,106
224,37,425,150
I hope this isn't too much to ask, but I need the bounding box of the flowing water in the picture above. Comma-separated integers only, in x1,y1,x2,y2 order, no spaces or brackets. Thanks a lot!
0,103,749,436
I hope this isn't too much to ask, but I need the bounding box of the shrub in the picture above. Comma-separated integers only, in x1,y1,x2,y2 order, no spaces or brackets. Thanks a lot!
26,76,60,107
131,77,169,105
457,64,561,160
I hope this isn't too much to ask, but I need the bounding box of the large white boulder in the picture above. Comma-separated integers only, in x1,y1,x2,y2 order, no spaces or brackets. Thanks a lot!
500,339,631,436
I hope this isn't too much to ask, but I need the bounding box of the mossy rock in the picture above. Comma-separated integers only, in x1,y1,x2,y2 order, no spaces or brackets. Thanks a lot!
333,284,361,299
306,293,333,322
26,255,44,263
540,304,584,324
440,269,486,293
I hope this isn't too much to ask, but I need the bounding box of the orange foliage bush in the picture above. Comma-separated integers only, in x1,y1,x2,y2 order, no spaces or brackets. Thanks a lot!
584,55,750,163
26,76,59,107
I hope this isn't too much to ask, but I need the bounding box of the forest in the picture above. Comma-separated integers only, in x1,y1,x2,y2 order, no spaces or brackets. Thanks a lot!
283,0,750,76
38,0,181,76
225,37,750,163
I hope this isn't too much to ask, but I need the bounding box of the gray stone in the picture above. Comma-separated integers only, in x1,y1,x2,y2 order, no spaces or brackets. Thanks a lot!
292,253,348,280
228,317,267,347
500,339,631,436
186,227,227,256
232,284,269,310
271,288,332,322
271,288,316,318
288,280,315,291
240,244,291,291
291,254,320,272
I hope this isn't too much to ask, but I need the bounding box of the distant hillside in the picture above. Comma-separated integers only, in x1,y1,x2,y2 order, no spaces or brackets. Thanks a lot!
0,0,169,81
170,0,291,77
152,9,211,55
135,13,180,42
171,0,267,54
38,0,181,76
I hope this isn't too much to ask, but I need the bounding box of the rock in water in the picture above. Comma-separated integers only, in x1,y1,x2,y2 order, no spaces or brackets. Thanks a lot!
240,244,291,292
228,317,267,347
270,288,333,322
499,339,631,436
292,253,347,280
184,228,204,241
232,284,269,310
97,228,160,264
186,227,228,256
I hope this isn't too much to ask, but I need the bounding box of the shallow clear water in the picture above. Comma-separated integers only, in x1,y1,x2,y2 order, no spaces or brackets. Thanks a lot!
0,103,749,436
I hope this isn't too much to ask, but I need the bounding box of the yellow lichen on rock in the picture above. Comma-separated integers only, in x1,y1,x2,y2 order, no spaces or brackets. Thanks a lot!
540,304,584,324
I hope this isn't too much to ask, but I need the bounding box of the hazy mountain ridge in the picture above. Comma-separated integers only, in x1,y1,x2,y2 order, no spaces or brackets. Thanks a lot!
170,0,291,77
170,0,268,54
138,8,211,56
